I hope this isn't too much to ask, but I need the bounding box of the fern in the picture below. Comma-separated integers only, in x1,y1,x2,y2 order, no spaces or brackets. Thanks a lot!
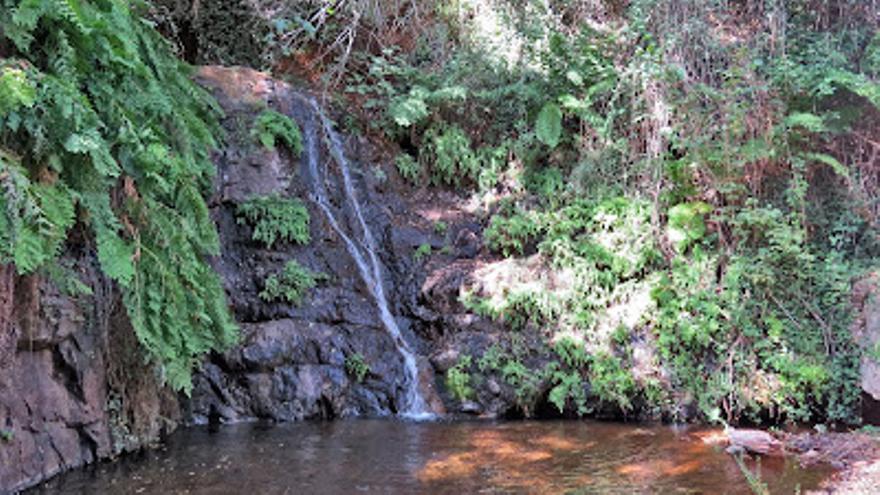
236,194,310,248
251,109,303,155
259,260,322,305
0,0,236,392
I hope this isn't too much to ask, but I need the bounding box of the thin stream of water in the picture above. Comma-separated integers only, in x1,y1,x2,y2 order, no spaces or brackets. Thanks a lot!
299,97,431,418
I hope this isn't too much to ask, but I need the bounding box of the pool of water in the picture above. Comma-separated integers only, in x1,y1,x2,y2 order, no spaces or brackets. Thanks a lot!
31,420,831,494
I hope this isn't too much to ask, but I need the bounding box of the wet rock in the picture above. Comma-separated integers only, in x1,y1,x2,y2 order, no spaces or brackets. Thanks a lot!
459,401,483,414
0,254,175,492
454,228,481,259
726,428,783,456
185,66,454,422
431,348,461,372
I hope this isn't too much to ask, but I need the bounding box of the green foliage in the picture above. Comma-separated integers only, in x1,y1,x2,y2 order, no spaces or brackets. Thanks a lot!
0,0,236,392
667,201,712,252
251,109,303,155
259,260,322,305
535,102,563,148
413,243,432,262
345,353,371,383
395,154,421,183
0,66,36,113
546,338,589,415
236,194,310,248
485,211,543,257
422,123,482,187
150,0,267,66
446,355,473,402
0,429,13,442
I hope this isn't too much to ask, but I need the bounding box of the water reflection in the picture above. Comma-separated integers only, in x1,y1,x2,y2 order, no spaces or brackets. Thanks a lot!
31,420,831,495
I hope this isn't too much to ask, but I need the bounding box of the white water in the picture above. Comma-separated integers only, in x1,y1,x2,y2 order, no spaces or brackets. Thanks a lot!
299,97,432,419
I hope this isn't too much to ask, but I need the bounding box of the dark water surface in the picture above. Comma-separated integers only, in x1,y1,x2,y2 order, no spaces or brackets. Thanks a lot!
33,420,831,494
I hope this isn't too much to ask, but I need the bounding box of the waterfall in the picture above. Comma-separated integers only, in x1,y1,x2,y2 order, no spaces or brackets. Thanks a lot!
297,96,432,419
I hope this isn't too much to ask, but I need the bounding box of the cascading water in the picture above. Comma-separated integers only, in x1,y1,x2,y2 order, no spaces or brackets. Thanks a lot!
297,96,432,419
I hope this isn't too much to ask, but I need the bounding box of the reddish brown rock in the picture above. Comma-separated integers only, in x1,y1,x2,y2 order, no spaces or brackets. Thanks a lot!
0,259,177,493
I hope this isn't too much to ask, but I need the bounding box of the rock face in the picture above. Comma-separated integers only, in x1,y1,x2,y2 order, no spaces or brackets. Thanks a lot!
852,273,880,424
0,254,178,493
186,67,445,423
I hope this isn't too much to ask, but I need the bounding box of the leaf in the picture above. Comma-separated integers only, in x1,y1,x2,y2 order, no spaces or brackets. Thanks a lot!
13,225,49,273
804,152,848,178
784,112,825,133
536,102,563,149
0,68,37,115
96,229,135,286
667,201,712,252
389,88,430,128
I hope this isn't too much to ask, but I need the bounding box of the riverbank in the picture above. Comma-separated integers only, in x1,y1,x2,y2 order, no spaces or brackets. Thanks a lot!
795,430,880,494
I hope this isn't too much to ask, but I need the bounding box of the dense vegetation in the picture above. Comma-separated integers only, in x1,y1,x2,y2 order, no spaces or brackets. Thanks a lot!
2,0,879,425
230,0,877,424
0,0,236,392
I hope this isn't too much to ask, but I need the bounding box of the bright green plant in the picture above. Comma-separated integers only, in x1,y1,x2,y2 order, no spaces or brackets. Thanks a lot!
236,194,310,248
395,154,421,183
446,355,474,402
345,353,371,383
259,260,322,305
484,211,543,257
546,338,590,415
251,109,303,155
422,123,481,187
413,243,432,261
0,0,237,392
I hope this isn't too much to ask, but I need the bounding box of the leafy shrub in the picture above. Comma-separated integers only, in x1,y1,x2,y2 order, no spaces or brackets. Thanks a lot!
236,194,310,248
588,352,636,412
413,243,432,262
0,0,237,392
485,211,543,257
422,123,481,187
546,339,589,415
446,355,473,402
251,109,303,155
345,353,371,383
395,154,422,183
259,260,322,305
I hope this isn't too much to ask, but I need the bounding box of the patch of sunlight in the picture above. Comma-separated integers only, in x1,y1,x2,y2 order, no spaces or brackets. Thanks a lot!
593,279,656,343
452,0,531,70
418,428,557,490
463,254,576,310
